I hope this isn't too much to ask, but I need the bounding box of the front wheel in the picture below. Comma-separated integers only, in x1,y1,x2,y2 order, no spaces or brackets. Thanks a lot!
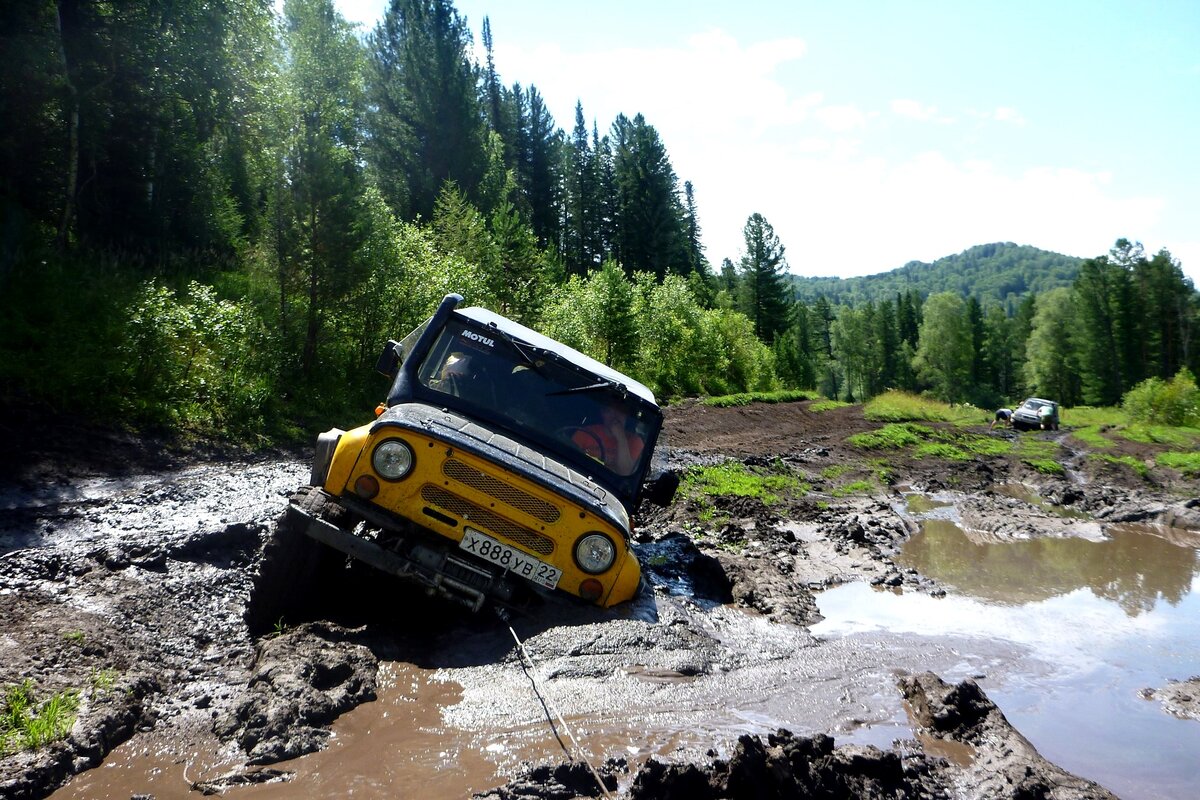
245,489,342,636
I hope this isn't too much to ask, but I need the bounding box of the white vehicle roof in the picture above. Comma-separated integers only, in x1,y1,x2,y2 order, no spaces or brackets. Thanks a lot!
457,306,657,406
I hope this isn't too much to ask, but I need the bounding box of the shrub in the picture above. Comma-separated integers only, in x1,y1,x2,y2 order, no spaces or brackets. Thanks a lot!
1122,369,1200,427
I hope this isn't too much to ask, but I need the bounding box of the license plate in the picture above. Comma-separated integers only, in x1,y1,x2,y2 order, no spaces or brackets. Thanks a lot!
459,528,562,590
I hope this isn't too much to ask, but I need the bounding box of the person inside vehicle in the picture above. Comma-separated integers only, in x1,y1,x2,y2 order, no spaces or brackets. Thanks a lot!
991,408,1012,429
573,404,644,475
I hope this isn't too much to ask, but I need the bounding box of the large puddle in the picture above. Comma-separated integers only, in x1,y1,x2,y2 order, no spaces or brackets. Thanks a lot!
813,509,1200,800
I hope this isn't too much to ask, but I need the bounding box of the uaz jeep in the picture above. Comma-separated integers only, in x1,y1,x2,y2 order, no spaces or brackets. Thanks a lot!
248,294,670,627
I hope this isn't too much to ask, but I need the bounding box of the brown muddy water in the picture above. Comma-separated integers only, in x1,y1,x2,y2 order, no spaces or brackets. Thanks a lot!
814,501,1200,800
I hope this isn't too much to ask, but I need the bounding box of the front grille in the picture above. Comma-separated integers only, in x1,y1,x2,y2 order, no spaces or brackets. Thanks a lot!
442,459,560,523
421,484,555,556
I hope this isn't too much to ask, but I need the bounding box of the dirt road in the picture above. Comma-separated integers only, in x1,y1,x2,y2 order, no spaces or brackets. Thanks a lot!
2,400,1198,798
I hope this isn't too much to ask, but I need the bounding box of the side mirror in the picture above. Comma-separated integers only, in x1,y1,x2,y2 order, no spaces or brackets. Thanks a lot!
642,470,679,507
375,340,403,378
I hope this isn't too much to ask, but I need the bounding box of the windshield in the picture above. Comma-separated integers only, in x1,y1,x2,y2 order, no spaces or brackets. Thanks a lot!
416,319,658,482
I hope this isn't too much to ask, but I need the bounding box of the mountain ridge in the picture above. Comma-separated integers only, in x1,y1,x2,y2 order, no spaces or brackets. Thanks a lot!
788,242,1083,309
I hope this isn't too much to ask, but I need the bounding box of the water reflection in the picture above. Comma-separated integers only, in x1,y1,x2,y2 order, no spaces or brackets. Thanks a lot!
899,519,1200,615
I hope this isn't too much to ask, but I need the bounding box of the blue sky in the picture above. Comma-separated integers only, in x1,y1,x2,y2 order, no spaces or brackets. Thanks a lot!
333,0,1200,284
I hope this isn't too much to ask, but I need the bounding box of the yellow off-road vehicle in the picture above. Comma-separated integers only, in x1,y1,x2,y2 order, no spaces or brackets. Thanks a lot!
248,294,672,627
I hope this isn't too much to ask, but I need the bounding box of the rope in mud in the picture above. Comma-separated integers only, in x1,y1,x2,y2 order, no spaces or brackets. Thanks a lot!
503,617,614,800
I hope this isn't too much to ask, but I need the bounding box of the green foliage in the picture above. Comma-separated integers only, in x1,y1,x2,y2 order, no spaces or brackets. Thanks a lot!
847,423,930,449
809,399,850,412
702,390,819,408
1156,451,1200,476
831,479,876,497
680,461,801,507
913,442,970,460
1064,406,1126,427
1,680,80,754
1122,369,1200,427
1069,426,1114,449
914,292,972,402
120,280,279,433
1023,458,1066,475
1118,425,1200,448
789,243,1082,307
1023,286,1083,405
1091,453,1149,477
863,391,979,425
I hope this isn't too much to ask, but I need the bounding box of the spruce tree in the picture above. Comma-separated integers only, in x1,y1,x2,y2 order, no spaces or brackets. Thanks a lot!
737,213,791,344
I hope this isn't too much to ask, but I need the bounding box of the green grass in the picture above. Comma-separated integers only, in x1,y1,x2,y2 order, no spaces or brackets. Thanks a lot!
820,464,854,480
914,442,971,460
831,479,876,497
1091,453,1150,478
90,669,118,694
847,422,930,449
863,390,981,426
1062,406,1125,427
681,461,802,506
808,399,850,413
1016,438,1059,460
1022,458,1065,475
703,389,821,408
1157,451,1200,476
1119,424,1200,448
1,680,80,755
1069,425,1114,449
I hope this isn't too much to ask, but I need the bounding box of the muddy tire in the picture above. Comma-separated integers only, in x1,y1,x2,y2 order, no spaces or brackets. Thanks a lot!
245,489,342,636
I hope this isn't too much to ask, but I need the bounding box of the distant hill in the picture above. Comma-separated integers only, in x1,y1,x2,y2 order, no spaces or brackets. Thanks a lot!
789,243,1083,309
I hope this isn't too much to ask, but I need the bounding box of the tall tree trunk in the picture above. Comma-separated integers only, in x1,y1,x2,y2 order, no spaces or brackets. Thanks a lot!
55,1,79,251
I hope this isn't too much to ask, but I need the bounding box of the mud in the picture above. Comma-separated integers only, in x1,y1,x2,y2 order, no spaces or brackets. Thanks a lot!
2,398,1198,798
1143,677,1200,722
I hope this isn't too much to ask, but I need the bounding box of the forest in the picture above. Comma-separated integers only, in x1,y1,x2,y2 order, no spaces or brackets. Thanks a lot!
2,0,1198,443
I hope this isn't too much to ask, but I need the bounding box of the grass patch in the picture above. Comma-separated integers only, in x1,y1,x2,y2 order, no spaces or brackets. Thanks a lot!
681,461,801,506
1118,424,1200,448
1022,458,1065,475
1157,451,1200,476
1069,425,1114,449
703,389,821,408
1091,453,1149,478
1,680,80,755
1016,438,1059,460
914,442,971,461
820,464,854,480
831,479,876,497
1062,406,1125,427
847,422,930,449
808,399,850,413
863,390,981,426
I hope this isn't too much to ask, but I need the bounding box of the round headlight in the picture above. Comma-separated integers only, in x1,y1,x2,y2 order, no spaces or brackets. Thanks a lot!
574,533,616,574
372,439,414,480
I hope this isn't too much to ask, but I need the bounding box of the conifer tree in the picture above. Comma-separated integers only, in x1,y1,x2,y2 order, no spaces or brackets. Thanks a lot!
367,0,487,221
737,213,791,344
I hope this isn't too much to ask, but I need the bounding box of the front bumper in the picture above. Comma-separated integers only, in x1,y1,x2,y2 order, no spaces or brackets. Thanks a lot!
287,496,521,613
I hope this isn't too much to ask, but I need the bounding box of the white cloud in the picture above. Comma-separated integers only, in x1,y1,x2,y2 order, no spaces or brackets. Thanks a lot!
891,98,939,121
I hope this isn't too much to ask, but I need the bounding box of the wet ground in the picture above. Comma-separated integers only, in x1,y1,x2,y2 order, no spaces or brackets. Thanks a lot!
3,399,1199,798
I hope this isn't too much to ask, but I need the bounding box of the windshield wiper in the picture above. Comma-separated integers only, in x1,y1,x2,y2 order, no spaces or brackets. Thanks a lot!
485,323,550,372
546,379,627,398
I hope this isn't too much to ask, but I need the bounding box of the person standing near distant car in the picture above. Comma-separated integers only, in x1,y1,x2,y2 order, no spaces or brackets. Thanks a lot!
991,408,1012,430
